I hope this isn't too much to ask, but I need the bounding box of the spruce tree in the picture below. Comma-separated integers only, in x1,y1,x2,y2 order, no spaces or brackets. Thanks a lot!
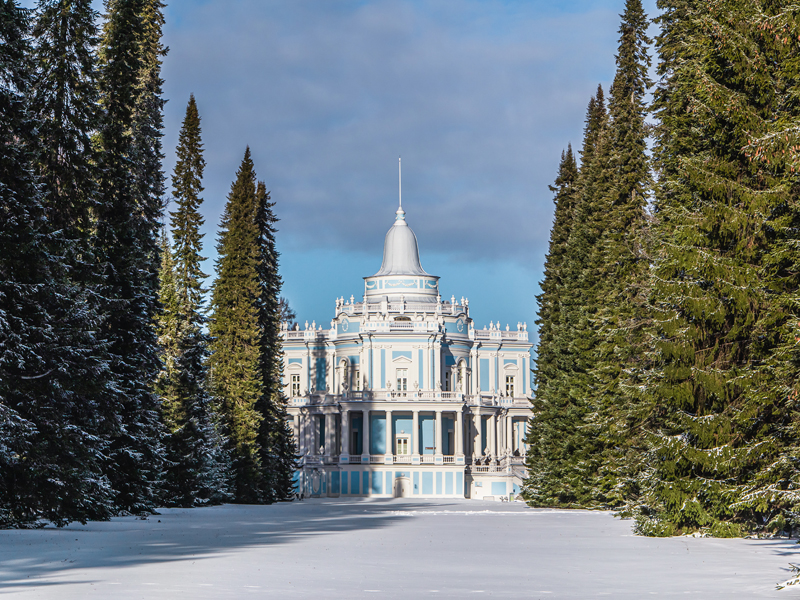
254,182,297,502
524,88,611,507
157,96,229,506
582,0,653,508
524,146,581,504
629,0,800,536
0,0,113,526
30,0,99,246
95,0,164,514
209,148,265,503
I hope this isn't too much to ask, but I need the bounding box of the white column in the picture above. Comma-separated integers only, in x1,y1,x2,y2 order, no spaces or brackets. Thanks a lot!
474,412,482,457
362,409,370,458
434,342,442,389
325,413,334,456
435,410,442,456
341,409,350,457
455,410,463,456
489,413,497,459
293,414,300,447
412,410,420,457
385,409,393,457
506,413,513,456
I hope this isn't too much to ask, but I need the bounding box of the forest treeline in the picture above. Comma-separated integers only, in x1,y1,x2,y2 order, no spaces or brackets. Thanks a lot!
525,0,800,537
0,0,295,527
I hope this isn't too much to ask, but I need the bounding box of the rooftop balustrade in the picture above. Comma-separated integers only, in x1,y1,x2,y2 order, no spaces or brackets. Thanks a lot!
289,390,531,406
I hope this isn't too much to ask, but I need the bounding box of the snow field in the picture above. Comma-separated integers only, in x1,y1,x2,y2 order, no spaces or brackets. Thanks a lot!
0,499,798,598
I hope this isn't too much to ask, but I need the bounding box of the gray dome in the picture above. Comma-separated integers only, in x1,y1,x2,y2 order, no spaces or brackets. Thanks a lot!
374,207,430,276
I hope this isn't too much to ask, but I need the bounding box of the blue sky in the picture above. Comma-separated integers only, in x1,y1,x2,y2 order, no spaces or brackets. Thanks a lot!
24,0,660,345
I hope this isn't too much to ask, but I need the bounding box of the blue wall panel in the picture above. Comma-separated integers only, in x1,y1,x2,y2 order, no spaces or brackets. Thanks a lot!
392,351,412,360
492,481,507,496
480,359,490,391
316,357,326,391
442,416,454,455
368,348,373,389
413,471,420,494
331,472,340,495
385,471,392,495
363,471,369,495
420,415,435,454
445,472,453,495
352,414,363,455
341,471,348,494
422,471,433,495
380,349,386,389
395,471,411,479
430,348,435,390
435,471,442,495
418,349,424,389
351,471,359,495
456,472,463,496
371,471,382,494
370,414,386,455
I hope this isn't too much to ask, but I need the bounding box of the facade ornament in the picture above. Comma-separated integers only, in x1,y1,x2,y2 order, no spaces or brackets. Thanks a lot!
280,201,533,499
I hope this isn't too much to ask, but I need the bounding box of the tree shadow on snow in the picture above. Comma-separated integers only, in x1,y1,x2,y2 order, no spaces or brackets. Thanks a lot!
0,498,433,591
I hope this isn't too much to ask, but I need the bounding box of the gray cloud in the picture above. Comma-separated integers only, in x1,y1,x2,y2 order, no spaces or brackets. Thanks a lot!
160,0,654,265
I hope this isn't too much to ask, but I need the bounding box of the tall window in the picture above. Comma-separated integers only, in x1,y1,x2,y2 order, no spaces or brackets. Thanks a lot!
505,375,515,397
396,435,410,455
291,374,301,397
353,368,360,391
396,369,408,392
444,371,451,392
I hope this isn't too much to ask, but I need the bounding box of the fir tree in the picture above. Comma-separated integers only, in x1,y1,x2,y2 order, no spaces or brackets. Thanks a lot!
209,148,265,503
157,96,230,506
95,0,164,514
0,0,113,526
254,182,297,502
629,0,800,536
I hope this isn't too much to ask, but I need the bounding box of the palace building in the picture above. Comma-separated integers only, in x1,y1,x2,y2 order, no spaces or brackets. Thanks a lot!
282,200,532,499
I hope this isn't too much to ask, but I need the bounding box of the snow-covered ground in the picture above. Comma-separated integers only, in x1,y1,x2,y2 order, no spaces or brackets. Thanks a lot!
1,499,798,598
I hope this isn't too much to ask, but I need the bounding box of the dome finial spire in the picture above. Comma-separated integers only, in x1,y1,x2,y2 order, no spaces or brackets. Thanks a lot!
396,156,405,221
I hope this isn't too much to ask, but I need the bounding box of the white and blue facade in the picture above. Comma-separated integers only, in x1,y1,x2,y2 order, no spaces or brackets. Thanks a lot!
283,204,532,499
